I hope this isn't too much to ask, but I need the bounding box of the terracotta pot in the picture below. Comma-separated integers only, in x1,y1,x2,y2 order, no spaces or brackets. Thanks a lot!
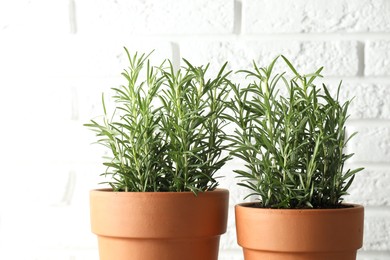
235,203,364,260
90,188,229,260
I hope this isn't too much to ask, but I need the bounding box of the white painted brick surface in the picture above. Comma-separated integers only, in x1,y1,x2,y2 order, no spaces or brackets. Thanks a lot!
347,123,390,163
180,40,359,76
0,0,390,259
76,0,234,35
358,252,390,260
324,81,390,119
365,40,390,76
342,83,390,119
0,36,173,78
363,209,390,251
0,0,70,33
243,0,390,33
348,166,390,206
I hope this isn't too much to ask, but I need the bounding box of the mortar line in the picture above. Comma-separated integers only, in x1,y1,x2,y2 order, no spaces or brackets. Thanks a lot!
171,42,181,71
69,0,77,34
71,86,79,121
348,162,390,168
233,0,242,35
357,41,365,76
109,33,390,42
348,119,390,125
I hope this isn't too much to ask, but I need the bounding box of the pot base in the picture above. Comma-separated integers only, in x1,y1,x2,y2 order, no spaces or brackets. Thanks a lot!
244,249,356,260
98,235,220,260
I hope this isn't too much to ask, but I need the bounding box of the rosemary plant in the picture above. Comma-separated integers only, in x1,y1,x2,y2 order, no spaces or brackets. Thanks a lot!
159,60,232,193
84,49,166,192
85,48,231,193
226,56,363,209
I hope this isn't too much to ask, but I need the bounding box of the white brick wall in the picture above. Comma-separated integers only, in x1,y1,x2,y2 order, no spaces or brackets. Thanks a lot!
243,0,390,33
180,40,360,76
76,0,235,35
366,40,390,76
0,0,389,259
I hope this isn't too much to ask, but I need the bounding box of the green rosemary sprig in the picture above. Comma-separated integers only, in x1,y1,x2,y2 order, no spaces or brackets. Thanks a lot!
85,48,232,193
226,56,363,208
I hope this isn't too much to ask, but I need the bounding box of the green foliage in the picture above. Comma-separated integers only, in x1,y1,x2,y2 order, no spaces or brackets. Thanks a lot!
225,56,363,209
159,60,232,193
85,48,231,193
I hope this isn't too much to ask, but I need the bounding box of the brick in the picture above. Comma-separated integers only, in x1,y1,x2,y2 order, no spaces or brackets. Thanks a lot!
180,40,359,77
324,82,390,120
0,164,107,251
344,84,390,120
0,164,74,208
0,119,106,167
358,252,390,260
0,77,75,122
0,0,70,33
0,77,109,163
363,208,390,251
243,0,390,33
74,77,123,123
76,0,234,35
365,41,390,76
347,166,390,206
219,250,242,260
0,207,96,256
346,123,390,163
0,36,173,78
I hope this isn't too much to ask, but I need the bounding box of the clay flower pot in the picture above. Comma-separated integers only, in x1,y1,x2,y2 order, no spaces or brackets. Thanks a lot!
90,188,229,260
235,203,364,260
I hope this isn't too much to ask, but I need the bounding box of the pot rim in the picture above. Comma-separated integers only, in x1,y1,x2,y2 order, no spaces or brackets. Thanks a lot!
90,188,229,238
235,202,363,214
90,188,229,196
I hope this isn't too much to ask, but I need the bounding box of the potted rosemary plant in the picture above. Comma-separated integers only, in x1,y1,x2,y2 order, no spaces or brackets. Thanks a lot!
226,56,364,260
85,48,231,260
